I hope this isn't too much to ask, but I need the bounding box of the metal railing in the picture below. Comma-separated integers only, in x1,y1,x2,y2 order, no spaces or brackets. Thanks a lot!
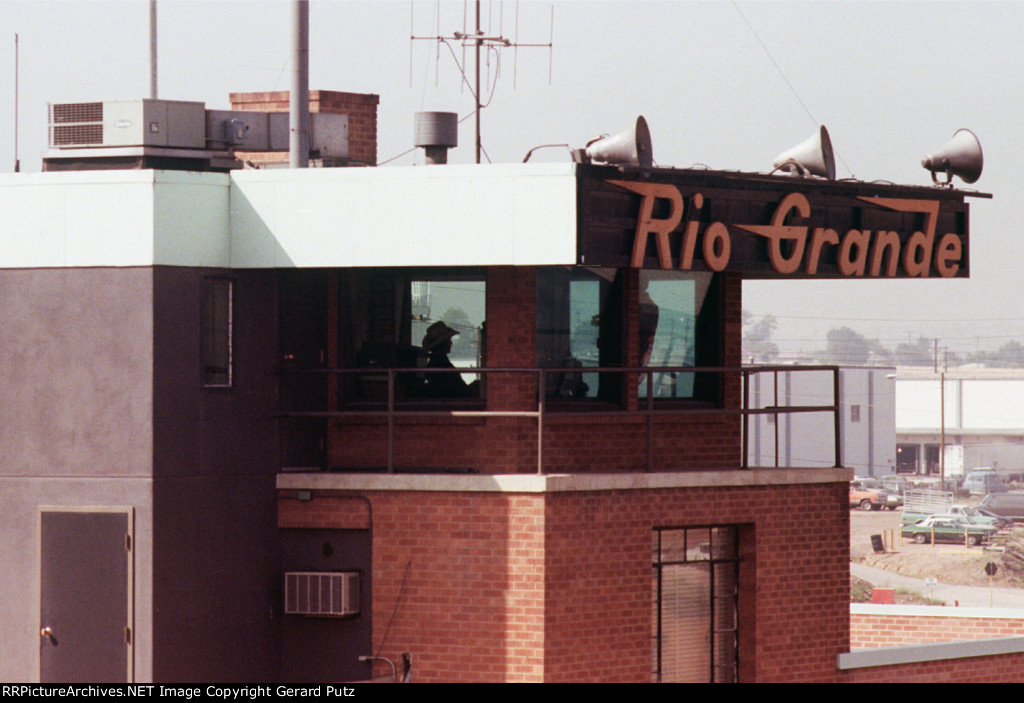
278,364,842,474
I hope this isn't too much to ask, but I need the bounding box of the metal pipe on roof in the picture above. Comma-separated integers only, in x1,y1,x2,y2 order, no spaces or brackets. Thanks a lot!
290,0,310,168
150,1,157,99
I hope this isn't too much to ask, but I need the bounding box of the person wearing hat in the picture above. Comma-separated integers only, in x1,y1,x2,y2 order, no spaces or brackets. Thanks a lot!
422,320,477,397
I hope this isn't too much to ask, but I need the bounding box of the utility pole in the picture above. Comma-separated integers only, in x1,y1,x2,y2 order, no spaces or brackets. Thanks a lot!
940,370,946,493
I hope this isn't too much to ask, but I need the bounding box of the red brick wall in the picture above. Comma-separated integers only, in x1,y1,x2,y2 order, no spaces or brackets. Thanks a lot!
280,490,546,682
278,480,850,682
542,483,852,683
278,493,369,530
328,268,742,473
229,90,379,165
851,610,1024,648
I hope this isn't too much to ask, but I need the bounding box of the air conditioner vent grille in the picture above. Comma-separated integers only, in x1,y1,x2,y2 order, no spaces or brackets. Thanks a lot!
284,571,360,617
50,102,103,124
50,124,103,146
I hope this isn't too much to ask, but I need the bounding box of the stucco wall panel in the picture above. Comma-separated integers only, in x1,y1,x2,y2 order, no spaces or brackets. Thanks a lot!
0,478,154,682
0,268,154,478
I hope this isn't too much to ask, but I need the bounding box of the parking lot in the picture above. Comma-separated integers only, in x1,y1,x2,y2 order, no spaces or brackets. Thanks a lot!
850,507,1021,589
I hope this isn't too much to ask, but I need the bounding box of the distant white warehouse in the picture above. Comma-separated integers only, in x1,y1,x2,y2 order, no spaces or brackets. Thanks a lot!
895,367,1024,476
746,367,896,476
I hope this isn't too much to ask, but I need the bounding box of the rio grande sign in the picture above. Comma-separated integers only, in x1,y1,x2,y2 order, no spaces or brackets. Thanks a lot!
576,167,980,279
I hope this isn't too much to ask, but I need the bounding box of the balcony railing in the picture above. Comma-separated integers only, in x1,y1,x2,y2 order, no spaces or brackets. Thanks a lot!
278,365,842,474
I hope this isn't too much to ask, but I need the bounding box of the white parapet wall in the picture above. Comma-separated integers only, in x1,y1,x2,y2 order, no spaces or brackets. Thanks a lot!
228,162,579,269
0,163,578,271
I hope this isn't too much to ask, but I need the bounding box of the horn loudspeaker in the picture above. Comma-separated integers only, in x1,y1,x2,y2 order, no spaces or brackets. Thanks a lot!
772,125,836,180
585,116,653,169
922,129,983,185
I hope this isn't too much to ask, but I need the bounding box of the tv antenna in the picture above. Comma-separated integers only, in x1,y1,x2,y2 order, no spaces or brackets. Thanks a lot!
14,33,20,172
411,1,553,164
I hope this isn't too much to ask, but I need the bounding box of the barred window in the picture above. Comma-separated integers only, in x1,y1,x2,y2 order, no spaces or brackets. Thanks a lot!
652,525,739,683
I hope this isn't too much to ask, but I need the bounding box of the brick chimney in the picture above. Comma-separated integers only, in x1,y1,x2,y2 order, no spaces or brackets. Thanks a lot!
229,90,380,167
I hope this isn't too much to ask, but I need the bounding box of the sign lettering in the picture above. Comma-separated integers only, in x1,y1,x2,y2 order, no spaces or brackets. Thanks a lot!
605,180,965,278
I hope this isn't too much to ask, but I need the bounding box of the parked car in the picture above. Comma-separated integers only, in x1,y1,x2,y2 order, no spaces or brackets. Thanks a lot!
849,480,891,511
901,516,997,546
879,474,913,496
949,505,1011,529
858,477,904,509
974,505,1015,528
903,504,1007,529
961,470,1008,496
978,492,1024,522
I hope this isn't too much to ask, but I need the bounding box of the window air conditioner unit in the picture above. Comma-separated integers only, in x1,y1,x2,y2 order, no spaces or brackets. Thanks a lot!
284,571,360,617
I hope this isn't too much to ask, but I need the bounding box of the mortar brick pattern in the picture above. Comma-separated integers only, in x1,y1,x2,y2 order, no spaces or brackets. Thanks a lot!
278,481,851,682
851,612,1024,648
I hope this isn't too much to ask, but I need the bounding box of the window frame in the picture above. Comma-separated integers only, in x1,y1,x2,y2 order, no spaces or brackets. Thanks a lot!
652,525,739,683
537,266,724,409
638,269,718,403
338,267,487,407
536,265,622,405
201,276,233,388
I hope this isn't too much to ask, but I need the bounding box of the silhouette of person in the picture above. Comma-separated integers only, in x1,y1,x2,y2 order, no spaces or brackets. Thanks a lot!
421,321,477,397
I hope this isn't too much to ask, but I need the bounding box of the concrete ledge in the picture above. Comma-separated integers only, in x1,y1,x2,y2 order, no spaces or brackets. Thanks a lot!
852,603,1024,619
838,636,1024,670
276,467,852,493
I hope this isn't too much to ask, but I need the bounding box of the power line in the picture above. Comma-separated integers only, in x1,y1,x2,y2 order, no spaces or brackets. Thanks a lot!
744,312,1024,324
731,1,855,177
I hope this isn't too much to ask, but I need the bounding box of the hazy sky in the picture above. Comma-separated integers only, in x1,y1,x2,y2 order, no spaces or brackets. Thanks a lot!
1,1,1019,358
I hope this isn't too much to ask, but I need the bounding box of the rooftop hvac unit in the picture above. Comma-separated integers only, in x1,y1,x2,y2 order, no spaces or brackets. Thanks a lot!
284,571,360,617
48,99,206,149
204,110,348,158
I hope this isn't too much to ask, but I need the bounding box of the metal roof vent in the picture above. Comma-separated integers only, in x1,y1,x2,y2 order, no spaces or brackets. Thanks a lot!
414,111,458,164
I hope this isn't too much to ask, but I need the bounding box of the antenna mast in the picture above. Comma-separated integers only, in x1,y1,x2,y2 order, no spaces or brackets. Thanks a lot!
14,33,19,172
411,0,552,164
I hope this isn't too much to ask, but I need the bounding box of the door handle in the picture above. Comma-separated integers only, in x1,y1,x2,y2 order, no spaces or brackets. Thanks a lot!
40,626,57,645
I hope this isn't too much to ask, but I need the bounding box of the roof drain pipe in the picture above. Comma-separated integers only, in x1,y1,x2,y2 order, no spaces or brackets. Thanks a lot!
290,0,310,168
